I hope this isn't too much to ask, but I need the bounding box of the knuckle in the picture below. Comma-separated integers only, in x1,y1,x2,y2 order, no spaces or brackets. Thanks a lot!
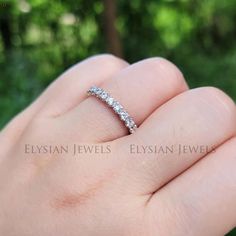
143,57,187,90
194,86,236,116
88,54,128,69
187,87,236,135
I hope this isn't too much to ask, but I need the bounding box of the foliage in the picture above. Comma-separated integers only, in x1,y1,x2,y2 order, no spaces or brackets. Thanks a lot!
1,0,236,128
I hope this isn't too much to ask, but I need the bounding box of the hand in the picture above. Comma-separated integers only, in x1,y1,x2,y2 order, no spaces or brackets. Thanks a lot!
0,55,236,236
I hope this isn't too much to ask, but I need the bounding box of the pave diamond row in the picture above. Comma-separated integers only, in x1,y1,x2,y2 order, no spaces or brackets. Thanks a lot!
87,86,137,133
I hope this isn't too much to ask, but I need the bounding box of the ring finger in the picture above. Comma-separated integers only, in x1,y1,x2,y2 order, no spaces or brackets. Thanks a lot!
59,58,188,142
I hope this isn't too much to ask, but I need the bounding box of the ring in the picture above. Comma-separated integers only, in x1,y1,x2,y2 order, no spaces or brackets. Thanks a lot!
87,86,138,134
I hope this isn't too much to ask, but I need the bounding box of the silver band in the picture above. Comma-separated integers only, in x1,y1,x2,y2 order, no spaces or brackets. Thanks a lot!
87,86,137,134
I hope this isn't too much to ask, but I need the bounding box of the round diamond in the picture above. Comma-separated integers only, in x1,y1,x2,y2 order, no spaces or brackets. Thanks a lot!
95,88,103,95
100,91,108,100
113,102,122,113
125,118,135,128
119,111,128,121
107,97,114,106
88,86,97,94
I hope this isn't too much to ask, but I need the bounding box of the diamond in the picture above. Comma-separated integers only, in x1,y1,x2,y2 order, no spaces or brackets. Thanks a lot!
125,118,135,128
113,102,122,113
88,86,97,94
119,111,128,121
95,88,103,95
100,91,108,100
106,97,114,106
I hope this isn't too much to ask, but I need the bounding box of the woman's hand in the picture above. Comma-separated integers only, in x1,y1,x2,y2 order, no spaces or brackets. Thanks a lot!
0,55,236,236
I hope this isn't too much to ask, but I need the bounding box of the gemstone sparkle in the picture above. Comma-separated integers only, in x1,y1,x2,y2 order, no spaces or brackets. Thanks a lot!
87,86,137,134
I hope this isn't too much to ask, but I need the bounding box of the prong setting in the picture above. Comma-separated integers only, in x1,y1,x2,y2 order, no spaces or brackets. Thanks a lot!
87,86,137,134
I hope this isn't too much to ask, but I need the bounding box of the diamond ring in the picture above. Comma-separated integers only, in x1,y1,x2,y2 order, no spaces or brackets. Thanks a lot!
87,86,137,134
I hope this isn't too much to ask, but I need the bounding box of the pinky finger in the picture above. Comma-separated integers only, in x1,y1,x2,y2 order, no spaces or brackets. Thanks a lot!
148,137,236,236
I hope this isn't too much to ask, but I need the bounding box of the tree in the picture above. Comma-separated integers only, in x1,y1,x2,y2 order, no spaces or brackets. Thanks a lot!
103,0,123,57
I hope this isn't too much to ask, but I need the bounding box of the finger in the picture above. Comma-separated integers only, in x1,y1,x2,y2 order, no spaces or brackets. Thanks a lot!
1,54,127,150
39,54,128,117
60,58,188,142
116,87,236,195
147,137,236,236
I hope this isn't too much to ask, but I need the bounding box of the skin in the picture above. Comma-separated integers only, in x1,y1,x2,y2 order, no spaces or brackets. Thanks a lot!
0,54,235,236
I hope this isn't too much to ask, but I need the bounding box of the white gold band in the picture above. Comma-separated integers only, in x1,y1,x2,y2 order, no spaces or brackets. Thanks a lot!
87,86,137,134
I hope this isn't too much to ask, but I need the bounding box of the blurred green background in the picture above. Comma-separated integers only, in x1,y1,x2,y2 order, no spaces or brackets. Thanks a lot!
0,0,235,234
